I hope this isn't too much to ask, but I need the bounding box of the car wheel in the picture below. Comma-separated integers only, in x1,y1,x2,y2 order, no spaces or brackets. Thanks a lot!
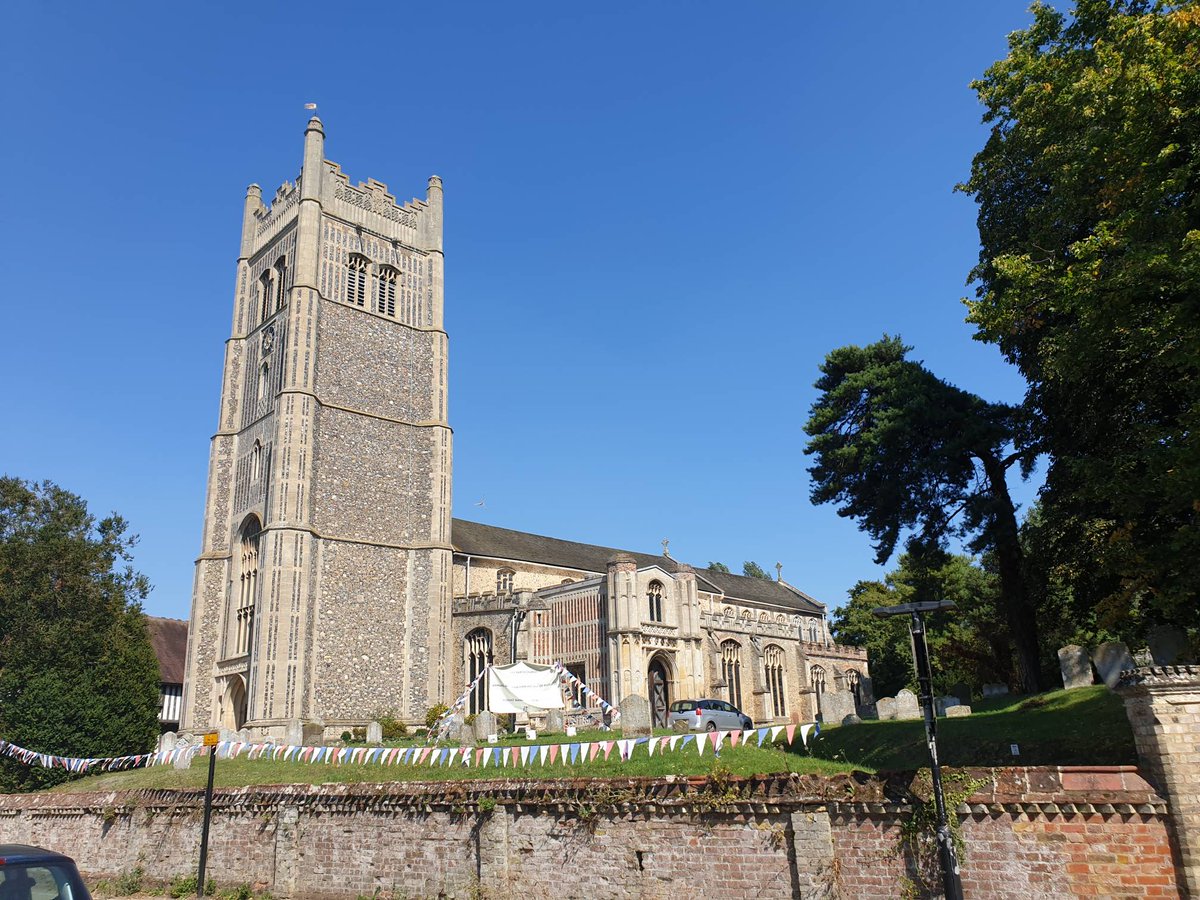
705,721,717,733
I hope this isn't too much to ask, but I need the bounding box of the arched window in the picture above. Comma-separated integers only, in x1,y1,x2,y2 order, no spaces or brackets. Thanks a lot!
258,361,270,404
250,440,263,482
496,568,515,595
345,255,368,307
465,628,493,714
808,624,818,643
846,668,862,705
810,664,826,696
375,266,397,317
274,257,288,311
236,517,261,656
765,645,786,718
721,640,743,710
647,580,664,623
258,271,273,324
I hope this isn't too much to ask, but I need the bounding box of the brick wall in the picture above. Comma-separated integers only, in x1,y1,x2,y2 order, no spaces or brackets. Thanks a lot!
0,768,1178,899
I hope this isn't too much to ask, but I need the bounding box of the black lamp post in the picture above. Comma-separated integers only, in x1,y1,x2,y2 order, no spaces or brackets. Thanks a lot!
872,599,964,900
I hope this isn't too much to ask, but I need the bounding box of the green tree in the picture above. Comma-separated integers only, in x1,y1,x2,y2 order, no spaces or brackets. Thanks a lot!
742,561,772,580
706,561,731,573
804,337,1044,692
961,0,1200,627
831,553,1008,697
0,478,160,791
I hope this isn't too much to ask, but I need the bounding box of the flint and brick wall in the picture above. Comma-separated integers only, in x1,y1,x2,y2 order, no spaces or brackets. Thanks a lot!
0,767,1178,899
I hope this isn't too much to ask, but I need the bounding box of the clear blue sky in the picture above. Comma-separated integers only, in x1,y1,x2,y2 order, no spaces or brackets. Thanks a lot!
0,2,1045,620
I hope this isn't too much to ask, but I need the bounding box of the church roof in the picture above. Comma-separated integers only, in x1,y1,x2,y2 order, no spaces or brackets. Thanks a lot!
451,518,823,614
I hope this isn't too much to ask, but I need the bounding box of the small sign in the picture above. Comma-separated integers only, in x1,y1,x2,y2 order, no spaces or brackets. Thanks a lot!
565,725,577,737
203,732,220,747
487,733,498,744
1010,743,1020,756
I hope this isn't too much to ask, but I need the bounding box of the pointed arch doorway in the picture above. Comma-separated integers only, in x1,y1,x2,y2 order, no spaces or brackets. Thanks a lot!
648,656,671,729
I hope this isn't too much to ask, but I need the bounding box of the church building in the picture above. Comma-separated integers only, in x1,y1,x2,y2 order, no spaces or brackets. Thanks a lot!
179,119,870,738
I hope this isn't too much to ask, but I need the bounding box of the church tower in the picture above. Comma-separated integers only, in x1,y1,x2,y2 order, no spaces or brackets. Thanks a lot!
180,118,452,735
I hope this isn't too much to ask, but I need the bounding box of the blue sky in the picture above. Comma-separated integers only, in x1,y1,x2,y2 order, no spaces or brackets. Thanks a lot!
0,2,1045,620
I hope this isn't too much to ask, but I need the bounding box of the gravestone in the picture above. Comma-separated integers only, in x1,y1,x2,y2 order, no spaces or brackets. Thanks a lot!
935,696,961,717
158,731,178,753
875,697,898,721
1093,641,1135,690
218,727,237,742
1058,645,1093,690
366,721,383,745
946,705,972,718
176,732,196,747
284,720,304,747
895,689,921,720
819,689,857,725
982,683,1010,699
236,728,253,744
545,709,564,734
474,711,499,742
1147,626,1190,666
172,747,193,770
302,722,325,746
841,714,862,726
672,718,691,733
619,694,652,738
444,713,466,743
950,682,972,706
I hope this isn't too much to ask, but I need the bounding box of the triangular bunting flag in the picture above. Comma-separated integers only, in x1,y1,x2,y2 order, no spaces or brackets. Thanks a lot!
696,734,706,756
669,735,681,751
569,744,580,764
756,727,768,747
785,724,797,745
800,724,815,747
729,730,741,748
549,745,560,765
588,742,599,762
709,731,722,751
770,725,784,742
520,746,531,766
538,745,550,765
647,737,658,757
600,741,613,760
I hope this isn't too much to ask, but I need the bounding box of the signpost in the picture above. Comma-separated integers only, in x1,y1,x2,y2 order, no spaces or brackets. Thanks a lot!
196,732,219,897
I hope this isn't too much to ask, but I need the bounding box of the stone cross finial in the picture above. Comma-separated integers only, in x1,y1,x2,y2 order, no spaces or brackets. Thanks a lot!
661,539,671,558
775,562,783,582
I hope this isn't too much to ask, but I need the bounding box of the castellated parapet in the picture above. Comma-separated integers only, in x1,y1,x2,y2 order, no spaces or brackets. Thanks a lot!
180,117,452,736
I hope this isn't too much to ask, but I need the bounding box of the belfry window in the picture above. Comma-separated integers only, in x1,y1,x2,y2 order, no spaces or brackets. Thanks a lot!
721,640,742,710
376,266,397,317
250,440,263,482
496,568,515,595
258,361,270,404
765,645,786,717
346,255,368,307
236,517,261,656
465,628,493,714
647,580,664,623
259,272,273,324
274,257,288,311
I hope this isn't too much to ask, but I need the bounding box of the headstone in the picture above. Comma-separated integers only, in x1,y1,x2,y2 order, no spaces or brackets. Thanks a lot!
819,689,857,725
841,714,862,726
1093,642,1135,690
302,722,326,746
950,682,972,706
236,728,253,744
366,721,383,745
946,705,972,718
444,713,466,743
876,697,898,721
894,689,921,720
545,709,564,734
158,731,178,753
1147,626,1190,666
284,719,304,747
172,748,193,770
982,683,1010,699
619,694,652,737
176,731,196,747
1058,645,1094,690
672,718,691,733
218,727,237,742
474,711,498,743
935,696,961,717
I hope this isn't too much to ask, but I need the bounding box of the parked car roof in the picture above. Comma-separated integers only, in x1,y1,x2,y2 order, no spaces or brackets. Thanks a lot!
0,844,77,865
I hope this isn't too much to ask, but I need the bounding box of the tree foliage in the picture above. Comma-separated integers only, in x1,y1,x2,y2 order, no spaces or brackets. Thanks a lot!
706,561,731,573
0,478,160,791
741,561,773,580
804,336,1044,691
961,0,1200,626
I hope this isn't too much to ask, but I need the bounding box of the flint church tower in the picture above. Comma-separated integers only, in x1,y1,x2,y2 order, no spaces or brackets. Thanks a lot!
180,118,452,735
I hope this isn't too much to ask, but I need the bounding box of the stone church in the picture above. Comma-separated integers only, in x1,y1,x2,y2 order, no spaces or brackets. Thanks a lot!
179,119,870,738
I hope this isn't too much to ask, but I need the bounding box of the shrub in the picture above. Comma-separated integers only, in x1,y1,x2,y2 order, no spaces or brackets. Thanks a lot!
378,714,408,740
425,703,450,729
169,875,214,897
340,731,353,744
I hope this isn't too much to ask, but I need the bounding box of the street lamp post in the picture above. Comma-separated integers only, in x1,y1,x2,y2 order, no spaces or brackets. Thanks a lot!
873,599,964,900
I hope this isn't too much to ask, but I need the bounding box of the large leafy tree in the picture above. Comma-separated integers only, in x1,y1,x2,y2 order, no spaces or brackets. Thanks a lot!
961,0,1200,626
804,337,1043,692
0,478,160,791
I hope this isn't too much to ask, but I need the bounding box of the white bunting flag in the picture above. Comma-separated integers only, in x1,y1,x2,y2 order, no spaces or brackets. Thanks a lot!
770,725,784,742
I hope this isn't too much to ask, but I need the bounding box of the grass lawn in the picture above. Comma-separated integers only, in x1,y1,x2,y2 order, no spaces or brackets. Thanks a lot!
49,729,850,793
807,685,1136,770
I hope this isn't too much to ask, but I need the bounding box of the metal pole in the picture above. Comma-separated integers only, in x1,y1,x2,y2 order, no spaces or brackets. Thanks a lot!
908,609,964,900
196,741,217,897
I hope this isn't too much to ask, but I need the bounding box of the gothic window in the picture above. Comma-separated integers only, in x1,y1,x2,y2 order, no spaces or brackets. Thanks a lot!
810,664,826,696
465,628,493,715
846,668,862,704
250,440,263,482
258,361,270,404
647,580,664,623
274,257,288,311
376,266,397,317
236,517,261,657
258,272,273,324
496,568,515,595
346,255,368,307
765,645,786,717
721,640,743,710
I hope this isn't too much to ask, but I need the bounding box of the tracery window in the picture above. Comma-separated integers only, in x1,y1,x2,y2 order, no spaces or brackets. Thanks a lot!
721,640,743,710
846,668,862,704
346,254,368,307
258,272,273,324
250,440,263,482
235,517,261,656
258,361,270,404
810,664,826,696
496,568,515,595
647,580,664,623
274,257,288,311
376,266,397,317
765,645,786,717
465,628,493,714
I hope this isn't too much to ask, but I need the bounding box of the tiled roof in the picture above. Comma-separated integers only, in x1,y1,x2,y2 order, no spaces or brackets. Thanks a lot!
146,616,188,684
451,518,823,614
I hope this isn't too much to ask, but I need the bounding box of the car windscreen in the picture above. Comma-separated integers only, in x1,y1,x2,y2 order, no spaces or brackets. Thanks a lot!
0,863,89,900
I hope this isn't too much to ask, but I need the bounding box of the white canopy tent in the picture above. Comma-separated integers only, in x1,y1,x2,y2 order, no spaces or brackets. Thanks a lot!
486,662,565,714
